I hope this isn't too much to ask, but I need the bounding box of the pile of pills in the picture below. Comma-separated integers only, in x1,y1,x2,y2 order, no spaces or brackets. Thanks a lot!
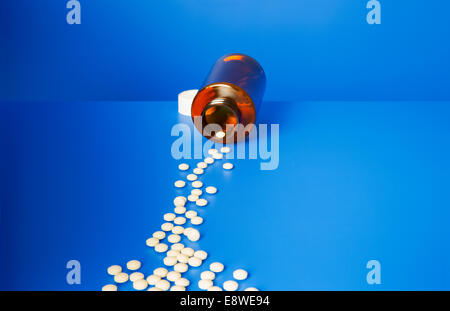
102,146,259,291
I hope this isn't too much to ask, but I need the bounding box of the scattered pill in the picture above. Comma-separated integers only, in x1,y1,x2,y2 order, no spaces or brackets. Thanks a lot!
193,168,204,175
186,228,200,241
114,272,129,283
107,265,122,276
233,269,248,280
174,196,186,207
223,162,234,170
208,286,223,291
170,285,186,291
181,247,195,257
198,279,213,290
130,272,144,282
191,189,202,196
196,199,208,207
153,267,168,278
154,243,168,253
163,213,176,221
146,274,161,285
194,250,208,260
188,194,199,202
178,163,189,171
102,284,118,291
183,227,194,236
174,216,186,225
161,222,174,231
188,256,202,267
153,231,166,240
186,174,197,181
185,210,198,219
244,287,259,291
197,162,207,169
163,256,177,266
126,260,141,271
177,254,189,264
174,180,186,188
215,131,226,139
204,157,214,164
168,234,181,243
208,149,218,155
174,263,189,273
192,180,203,188
133,279,148,290
212,153,223,160
167,271,181,282
167,249,180,257
220,147,231,153
175,278,190,287
174,206,186,214
171,243,184,251
191,216,204,225
223,280,239,291
146,237,159,247
171,226,184,235
210,262,224,273
200,271,215,281
205,186,217,194
155,279,170,291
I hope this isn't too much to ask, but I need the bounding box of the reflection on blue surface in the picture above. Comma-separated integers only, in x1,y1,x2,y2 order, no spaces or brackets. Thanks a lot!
1,100,449,290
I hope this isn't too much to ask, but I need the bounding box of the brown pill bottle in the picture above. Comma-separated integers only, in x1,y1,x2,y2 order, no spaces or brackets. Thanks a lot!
191,53,266,143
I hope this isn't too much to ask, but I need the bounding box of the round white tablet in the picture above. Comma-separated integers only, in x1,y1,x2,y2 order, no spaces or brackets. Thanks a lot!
174,196,186,207
198,279,213,290
212,153,223,160
191,189,202,196
200,271,215,281
155,279,170,291
174,216,186,225
194,250,208,260
129,272,144,282
208,149,218,155
192,180,203,188
174,180,185,188
146,274,161,285
167,271,181,282
223,280,239,291
153,231,166,240
171,226,184,235
233,269,248,280
188,194,199,202
168,234,181,243
175,278,190,287
163,256,177,266
183,227,194,236
161,222,174,231
178,163,189,171
187,228,200,241
133,279,148,290
245,287,259,291
174,263,188,273
191,216,203,225
170,285,186,291
146,237,159,247
171,243,184,251
181,247,194,256
223,162,234,170
196,199,208,207
220,147,231,153
167,249,180,257
107,265,122,276
147,286,163,291
188,256,202,267
208,286,223,291
174,206,186,214
114,272,128,283
193,168,204,175
205,186,217,194
177,253,189,263
185,210,197,219
197,162,207,169
204,157,214,164
153,267,168,278
210,262,224,273
163,213,176,221
102,284,118,291
154,243,168,253
186,174,197,181
126,260,141,271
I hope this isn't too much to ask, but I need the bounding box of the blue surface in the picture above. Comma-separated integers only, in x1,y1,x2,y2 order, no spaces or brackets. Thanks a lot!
1,100,449,290
2,1,450,101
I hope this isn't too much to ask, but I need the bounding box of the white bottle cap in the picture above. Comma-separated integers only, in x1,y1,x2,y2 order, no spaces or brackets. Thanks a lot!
178,89,198,116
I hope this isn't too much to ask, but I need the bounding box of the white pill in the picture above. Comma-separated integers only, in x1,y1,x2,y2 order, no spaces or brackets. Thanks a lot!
167,271,181,282
170,285,186,291
174,206,186,214
153,267,168,278
205,186,217,194
210,262,224,273
187,228,200,241
185,210,197,219
163,256,177,266
204,157,214,164
174,216,186,225
161,222,174,231
153,231,166,240
193,168,204,175
196,199,208,207
198,279,213,290
167,249,180,257
208,149,218,155
177,253,189,263
174,180,186,188
194,250,208,260
174,196,186,207
191,189,202,196
220,147,231,153
171,243,184,251
175,278,190,287
192,180,203,188
107,265,122,276
186,174,197,181
188,194,199,202
233,269,248,280
245,287,259,291
102,284,118,291
171,226,184,235
215,131,226,139
188,256,202,267
163,213,176,221
126,260,141,270
223,162,234,170
147,286,163,291
191,216,204,225
146,274,161,285
223,280,239,291
178,163,189,171
168,234,181,243
212,152,223,160
208,286,223,291
200,271,215,281
197,162,207,169
133,279,148,290
155,279,170,291
181,247,195,256
146,237,159,247
114,272,129,283
174,263,189,273
129,272,144,282
154,243,168,253
183,227,194,236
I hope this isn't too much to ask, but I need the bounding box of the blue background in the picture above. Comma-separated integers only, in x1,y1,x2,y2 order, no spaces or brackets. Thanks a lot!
1,0,450,291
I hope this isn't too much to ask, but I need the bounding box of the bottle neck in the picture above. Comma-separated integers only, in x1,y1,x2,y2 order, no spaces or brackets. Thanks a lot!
201,97,241,141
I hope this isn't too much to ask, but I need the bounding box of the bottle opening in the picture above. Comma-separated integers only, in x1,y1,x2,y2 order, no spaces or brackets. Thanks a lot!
201,97,240,141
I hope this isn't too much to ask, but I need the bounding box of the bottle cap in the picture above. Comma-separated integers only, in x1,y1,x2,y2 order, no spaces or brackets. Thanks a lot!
178,89,198,116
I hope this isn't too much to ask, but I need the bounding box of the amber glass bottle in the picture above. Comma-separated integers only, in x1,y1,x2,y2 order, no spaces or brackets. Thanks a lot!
191,53,266,143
